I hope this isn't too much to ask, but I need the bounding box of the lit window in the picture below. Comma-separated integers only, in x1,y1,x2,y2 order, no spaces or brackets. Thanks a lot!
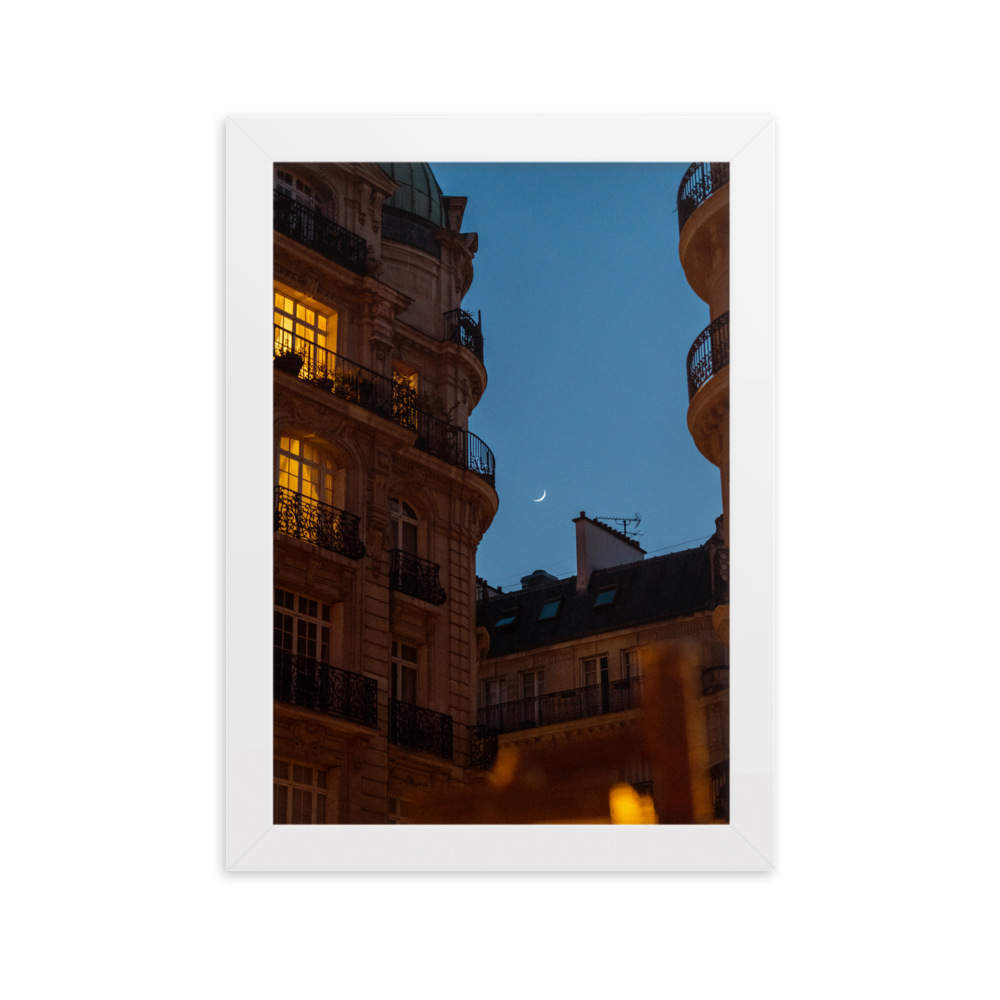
274,290,338,375
495,612,518,628
273,758,327,824
594,587,618,608
538,598,561,620
277,436,340,505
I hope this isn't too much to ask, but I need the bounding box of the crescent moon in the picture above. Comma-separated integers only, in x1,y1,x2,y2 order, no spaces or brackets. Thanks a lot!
533,489,546,502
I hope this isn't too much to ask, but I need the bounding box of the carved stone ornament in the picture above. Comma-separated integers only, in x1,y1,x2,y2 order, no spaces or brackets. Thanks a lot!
358,182,372,225
291,719,326,754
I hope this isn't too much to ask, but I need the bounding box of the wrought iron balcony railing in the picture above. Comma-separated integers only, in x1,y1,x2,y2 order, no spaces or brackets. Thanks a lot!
686,311,729,401
677,161,730,235
443,308,484,364
274,334,496,489
389,698,454,760
273,189,369,275
469,724,499,770
274,330,417,427
701,666,730,697
273,648,378,728
274,485,366,559
389,549,448,605
477,676,642,734
631,780,653,797
711,759,729,821
713,547,729,605
413,410,496,488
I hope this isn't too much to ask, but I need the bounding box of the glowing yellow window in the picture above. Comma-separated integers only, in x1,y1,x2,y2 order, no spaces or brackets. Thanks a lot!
278,436,336,504
273,291,338,376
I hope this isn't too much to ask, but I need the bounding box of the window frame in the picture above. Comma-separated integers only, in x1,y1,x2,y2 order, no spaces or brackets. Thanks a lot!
273,757,328,825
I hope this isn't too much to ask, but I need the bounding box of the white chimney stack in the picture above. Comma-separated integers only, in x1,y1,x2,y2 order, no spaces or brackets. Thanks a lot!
574,511,646,593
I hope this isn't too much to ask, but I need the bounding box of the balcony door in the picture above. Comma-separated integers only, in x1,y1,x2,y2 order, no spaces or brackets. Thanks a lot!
583,655,610,715
390,640,418,705
390,498,418,555
274,290,337,376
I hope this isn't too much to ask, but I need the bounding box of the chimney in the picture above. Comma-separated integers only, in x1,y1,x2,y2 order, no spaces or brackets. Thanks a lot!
573,511,646,593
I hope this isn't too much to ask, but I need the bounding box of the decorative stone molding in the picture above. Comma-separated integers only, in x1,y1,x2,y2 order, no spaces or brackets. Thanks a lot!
712,605,730,648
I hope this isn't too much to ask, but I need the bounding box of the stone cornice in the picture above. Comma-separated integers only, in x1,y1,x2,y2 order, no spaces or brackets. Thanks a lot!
484,613,714,665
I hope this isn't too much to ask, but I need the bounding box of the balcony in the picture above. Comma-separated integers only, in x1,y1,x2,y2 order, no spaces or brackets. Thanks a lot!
631,780,653,797
710,759,729,821
701,666,730,697
273,189,368,275
274,485,366,559
469,724,498,770
443,308,484,364
477,676,642,735
686,311,729,401
677,161,730,235
389,698,453,760
274,335,495,489
273,649,378,728
389,549,447,606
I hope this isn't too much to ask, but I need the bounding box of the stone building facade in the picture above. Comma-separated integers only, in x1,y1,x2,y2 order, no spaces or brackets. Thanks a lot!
272,162,499,823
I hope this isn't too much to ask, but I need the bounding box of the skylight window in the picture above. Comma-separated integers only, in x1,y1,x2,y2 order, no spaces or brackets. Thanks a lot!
495,612,518,628
538,599,561,621
593,587,618,608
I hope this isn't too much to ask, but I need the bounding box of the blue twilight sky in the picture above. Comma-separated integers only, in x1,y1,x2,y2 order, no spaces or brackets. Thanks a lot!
428,162,721,593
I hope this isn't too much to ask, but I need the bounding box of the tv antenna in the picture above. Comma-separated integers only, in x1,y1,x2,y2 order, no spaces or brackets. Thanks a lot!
594,512,644,539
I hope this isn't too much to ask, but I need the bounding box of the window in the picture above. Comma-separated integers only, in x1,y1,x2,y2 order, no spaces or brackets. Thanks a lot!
594,586,618,608
274,290,338,372
584,655,609,688
494,609,518,628
483,677,507,706
275,168,316,209
621,649,640,679
538,598,561,621
274,587,344,668
389,498,418,555
391,639,418,704
277,436,345,509
273,758,327,824
520,670,545,699
387,796,413,824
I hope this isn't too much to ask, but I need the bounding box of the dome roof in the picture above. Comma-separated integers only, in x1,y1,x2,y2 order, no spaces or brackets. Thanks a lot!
378,163,445,227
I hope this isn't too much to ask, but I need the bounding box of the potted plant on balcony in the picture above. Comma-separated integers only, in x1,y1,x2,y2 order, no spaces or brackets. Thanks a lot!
274,351,304,377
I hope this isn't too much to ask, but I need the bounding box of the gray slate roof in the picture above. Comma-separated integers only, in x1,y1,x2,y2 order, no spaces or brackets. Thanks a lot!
482,544,716,658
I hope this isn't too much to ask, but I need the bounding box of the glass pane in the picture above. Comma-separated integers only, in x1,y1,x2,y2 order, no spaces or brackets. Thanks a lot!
401,644,417,663
315,793,325,824
273,783,288,824
291,787,312,824
401,665,416,704
401,521,417,555
273,759,288,780
293,764,311,785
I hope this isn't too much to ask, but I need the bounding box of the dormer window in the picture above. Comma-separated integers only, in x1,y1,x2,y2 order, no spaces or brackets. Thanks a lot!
594,586,618,608
495,611,518,628
538,598,561,621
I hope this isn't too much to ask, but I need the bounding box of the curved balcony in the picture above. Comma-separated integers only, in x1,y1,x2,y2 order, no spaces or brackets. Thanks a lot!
443,308,484,363
273,189,368,275
477,676,642,734
389,698,453,759
274,486,366,559
274,333,496,489
686,311,729,401
389,549,447,606
677,162,730,235
273,649,378,728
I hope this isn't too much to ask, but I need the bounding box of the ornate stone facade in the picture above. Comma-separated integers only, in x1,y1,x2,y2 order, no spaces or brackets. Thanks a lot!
272,162,498,824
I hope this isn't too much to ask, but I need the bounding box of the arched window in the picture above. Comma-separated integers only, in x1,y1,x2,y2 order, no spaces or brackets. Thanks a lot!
275,167,317,210
390,497,418,555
